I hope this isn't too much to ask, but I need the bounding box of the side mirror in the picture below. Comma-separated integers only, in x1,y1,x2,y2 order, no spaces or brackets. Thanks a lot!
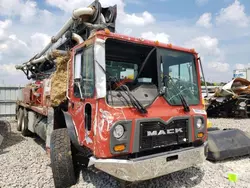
74,53,82,82
74,52,84,99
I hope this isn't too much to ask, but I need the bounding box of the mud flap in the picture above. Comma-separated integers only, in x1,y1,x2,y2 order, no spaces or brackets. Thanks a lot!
207,129,250,161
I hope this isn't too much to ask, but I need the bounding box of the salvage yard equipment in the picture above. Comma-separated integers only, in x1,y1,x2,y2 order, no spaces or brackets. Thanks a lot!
15,0,208,187
207,128,250,161
0,120,11,148
206,78,250,118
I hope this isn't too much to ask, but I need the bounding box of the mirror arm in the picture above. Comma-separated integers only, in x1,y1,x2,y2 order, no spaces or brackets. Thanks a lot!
74,78,84,99
77,82,84,99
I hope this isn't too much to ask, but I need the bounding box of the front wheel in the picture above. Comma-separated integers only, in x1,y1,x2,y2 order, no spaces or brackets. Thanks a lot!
50,128,77,188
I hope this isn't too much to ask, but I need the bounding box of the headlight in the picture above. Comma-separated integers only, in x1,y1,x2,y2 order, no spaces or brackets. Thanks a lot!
113,124,125,139
196,118,204,129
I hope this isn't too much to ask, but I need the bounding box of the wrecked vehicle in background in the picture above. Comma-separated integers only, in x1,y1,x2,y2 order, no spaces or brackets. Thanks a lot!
0,120,11,149
14,1,208,187
205,78,250,118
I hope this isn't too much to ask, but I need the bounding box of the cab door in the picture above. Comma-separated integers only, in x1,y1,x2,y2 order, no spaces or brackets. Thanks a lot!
68,44,96,149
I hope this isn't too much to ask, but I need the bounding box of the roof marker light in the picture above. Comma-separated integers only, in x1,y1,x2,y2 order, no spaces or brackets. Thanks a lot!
104,28,110,34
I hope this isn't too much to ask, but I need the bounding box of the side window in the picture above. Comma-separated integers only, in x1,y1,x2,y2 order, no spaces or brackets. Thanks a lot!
74,46,94,98
81,47,94,98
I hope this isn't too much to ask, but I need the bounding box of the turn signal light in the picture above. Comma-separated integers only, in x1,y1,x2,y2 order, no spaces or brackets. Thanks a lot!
104,28,111,34
197,132,204,138
114,144,126,152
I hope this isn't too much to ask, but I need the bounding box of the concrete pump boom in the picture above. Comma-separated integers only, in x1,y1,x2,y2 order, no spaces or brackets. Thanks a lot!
15,0,117,80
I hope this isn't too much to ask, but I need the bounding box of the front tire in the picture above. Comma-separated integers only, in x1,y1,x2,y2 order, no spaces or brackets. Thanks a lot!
50,128,76,188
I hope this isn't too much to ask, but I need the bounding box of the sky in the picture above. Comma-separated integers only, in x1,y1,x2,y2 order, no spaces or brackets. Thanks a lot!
0,0,250,85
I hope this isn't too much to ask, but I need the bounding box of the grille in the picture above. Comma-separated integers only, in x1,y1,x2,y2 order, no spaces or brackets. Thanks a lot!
139,119,189,151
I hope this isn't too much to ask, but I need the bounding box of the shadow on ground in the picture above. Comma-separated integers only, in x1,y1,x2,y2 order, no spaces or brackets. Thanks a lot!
0,120,25,152
0,132,26,154
77,166,204,188
33,136,47,151
207,155,250,164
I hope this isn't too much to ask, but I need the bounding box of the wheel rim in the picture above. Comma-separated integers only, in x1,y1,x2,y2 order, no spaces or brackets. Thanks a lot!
21,118,25,131
17,114,21,125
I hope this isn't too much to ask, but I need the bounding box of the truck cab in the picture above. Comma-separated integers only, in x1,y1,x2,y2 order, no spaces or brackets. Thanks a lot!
67,30,208,182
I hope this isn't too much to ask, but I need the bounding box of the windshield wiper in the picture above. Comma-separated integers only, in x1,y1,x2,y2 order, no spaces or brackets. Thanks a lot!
134,47,156,81
119,84,147,114
163,75,190,112
95,60,148,114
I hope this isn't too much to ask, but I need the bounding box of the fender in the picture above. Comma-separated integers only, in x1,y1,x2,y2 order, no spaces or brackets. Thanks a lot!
62,111,86,153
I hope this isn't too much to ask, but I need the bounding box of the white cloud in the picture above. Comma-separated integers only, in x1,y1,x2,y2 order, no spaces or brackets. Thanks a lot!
185,36,220,56
216,0,249,27
196,0,209,6
185,36,229,74
0,0,38,20
46,0,125,13
208,62,229,72
121,11,155,26
0,0,53,24
45,0,155,26
0,44,8,51
141,31,170,43
0,31,51,85
235,63,250,69
0,0,21,16
0,19,12,40
0,32,49,63
196,13,212,28
0,19,12,29
20,1,38,23
0,63,26,85
30,33,51,55
0,64,21,75
1,35,28,59
235,63,245,69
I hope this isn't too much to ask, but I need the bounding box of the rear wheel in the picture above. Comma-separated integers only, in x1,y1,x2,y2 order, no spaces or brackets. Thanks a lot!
50,128,77,188
17,108,24,131
21,109,32,136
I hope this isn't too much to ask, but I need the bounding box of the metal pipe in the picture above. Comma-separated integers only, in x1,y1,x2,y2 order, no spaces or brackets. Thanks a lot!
36,7,94,59
16,6,94,70
15,50,67,69
27,54,49,66
101,13,106,23
72,7,95,19
72,33,84,44
198,57,209,97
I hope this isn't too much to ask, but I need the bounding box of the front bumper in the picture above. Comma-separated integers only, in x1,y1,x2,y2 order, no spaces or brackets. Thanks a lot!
89,142,207,182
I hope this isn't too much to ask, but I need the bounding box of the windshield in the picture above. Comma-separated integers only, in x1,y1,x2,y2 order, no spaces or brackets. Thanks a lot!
104,39,199,107
159,48,199,105
105,39,158,107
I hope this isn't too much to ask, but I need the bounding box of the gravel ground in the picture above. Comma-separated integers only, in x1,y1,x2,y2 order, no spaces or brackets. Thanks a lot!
0,119,250,188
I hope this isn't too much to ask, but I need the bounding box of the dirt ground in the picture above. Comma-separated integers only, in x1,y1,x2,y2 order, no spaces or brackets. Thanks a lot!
0,119,249,188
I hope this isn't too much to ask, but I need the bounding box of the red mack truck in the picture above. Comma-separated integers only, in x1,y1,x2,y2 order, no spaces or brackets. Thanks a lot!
15,1,208,187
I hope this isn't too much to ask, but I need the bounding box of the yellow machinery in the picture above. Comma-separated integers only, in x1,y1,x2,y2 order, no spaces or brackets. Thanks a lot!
202,98,212,128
